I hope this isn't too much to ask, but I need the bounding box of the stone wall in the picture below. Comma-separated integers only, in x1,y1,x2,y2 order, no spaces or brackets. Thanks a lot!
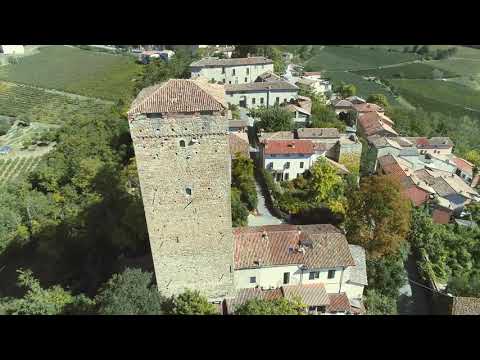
129,112,235,300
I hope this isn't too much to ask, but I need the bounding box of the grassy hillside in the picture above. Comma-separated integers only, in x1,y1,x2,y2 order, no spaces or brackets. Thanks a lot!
0,46,142,101
354,63,458,79
304,46,419,71
390,79,480,117
324,71,400,106
0,82,113,125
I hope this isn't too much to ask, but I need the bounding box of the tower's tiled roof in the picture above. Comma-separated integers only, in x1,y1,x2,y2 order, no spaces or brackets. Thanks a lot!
128,78,226,116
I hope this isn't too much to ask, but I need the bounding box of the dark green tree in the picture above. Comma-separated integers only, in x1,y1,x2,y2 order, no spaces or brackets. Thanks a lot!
364,289,397,315
163,290,218,315
234,297,305,315
251,105,294,132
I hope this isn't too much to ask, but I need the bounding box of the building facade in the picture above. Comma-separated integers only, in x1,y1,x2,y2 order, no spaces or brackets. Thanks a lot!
190,57,274,84
225,81,299,109
127,78,235,300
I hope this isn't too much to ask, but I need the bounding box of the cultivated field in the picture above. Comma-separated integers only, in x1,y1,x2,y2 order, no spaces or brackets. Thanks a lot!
354,63,458,79
389,79,480,116
0,155,44,185
304,46,420,71
0,81,113,125
0,46,142,101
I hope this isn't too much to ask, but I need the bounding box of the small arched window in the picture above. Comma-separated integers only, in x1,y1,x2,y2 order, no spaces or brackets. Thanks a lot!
186,187,192,196
179,140,186,147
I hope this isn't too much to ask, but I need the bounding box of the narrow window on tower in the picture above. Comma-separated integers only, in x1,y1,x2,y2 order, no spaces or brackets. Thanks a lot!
186,187,192,196
179,140,186,147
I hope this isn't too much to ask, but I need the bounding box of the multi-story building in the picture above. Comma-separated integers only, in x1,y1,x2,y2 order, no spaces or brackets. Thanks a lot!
225,81,298,109
227,224,368,315
127,77,235,300
190,57,274,84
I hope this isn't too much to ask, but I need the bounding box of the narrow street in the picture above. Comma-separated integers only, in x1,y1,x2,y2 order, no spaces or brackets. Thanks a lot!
247,181,283,226
398,254,432,314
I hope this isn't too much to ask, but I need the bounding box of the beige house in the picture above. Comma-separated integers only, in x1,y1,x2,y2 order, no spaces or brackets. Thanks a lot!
229,224,367,314
190,57,274,84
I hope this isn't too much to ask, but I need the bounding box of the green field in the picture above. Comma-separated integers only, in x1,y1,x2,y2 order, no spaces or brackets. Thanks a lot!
304,46,420,71
323,71,400,106
0,82,113,125
0,156,44,185
389,79,480,117
429,59,480,77
353,62,458,79
0,46,142,101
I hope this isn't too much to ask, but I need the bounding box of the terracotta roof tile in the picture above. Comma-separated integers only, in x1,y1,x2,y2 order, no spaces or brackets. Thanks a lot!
191,56,273,67
358,112,398,137
297,127,340,139
327,293,352,313
453,156,474,175
128,78,226,116
233,224,355,270
263,140,315,155
432,207,452,224
353,102,384,113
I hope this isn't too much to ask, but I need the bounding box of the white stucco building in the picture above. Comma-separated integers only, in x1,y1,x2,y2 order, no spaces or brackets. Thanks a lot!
225,81,298,109
295,77,332,95
259,139,320,181
0,45,24,55
190,57,274,84
228,224,368,314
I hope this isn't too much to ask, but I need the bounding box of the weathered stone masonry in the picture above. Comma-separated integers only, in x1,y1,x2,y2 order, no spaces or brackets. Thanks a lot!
129,111,235,300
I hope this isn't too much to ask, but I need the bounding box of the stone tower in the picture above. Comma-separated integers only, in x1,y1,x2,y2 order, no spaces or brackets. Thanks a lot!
127,78,234,300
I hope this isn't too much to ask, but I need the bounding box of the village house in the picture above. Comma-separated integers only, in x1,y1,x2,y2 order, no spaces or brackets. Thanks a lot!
282,96,312,126
358,111,398,138
302,71,323,80
225,81,299,109
295,77,332,96
226,224,367,315
228,119,249,133
139,50,175,64
190,57,274,84
452,156,479,187
260,139,319,181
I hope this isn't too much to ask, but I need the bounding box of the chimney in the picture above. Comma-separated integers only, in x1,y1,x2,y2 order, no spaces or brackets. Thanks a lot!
261,231,268,241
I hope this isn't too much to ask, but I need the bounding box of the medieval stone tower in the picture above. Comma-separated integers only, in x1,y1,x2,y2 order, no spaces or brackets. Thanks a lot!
127,78,234,300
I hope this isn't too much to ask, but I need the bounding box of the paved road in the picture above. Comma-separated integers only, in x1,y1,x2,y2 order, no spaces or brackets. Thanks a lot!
248,180,283,226
398,254,432,315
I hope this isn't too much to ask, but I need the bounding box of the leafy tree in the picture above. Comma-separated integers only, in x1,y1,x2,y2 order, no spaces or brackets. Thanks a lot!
231,188,249,227
447,270,480,297
250,105,294,132
338,110,357,127
366,94,389,108
310,157,346,216
336,83,356,98
364,289,397,315
231,154,257,210
2,269,94,315
466,202,480,225
417,45,430,56
231,45,258,58
465,149,480,168
366,249,407,298
346,175,412,258
234,297,305,315
164,290,218,315
95,268,164,315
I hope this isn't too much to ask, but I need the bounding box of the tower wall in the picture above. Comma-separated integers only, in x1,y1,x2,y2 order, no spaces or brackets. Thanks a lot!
129,112,234,299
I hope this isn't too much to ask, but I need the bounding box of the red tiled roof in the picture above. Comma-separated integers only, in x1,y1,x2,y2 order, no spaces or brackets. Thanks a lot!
358,112,397,137
432,207,452,224
263,140,314,155
128,78,226,116
233,224,355,270
377,155,408,181
327,293,352,313
403,185,429,207
453,156,474,175
353,102,383,113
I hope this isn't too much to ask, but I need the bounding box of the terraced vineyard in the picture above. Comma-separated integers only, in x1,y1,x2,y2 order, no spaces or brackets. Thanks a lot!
0,82,113,125
0,156,44,185
0,45,142,101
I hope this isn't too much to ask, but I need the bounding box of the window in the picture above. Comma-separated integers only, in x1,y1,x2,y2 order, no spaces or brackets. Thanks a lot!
229,81,232,84
245,77,248,83
232,69,236,76
246,68,250,75
283,272,290,285
327,270,335,279
267,162,273,169
179,140,186,147
185,187,192,196
285,162,290,169
300,162,304,169
260,98,264,104
276,173,282,182
249,276,256,284
276,97,280,104
284,98,287,103
309,271,320,280
222,67,225,74
284,173,289,180
222,79,225,84
211,78,215,83
252,98,256,105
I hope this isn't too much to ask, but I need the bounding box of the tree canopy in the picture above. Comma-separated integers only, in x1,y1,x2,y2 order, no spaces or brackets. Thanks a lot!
234,297,305,315
364,289,397,315
250,105,294,132
346,175,412,258
367,94,389,108
163,290,218,315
